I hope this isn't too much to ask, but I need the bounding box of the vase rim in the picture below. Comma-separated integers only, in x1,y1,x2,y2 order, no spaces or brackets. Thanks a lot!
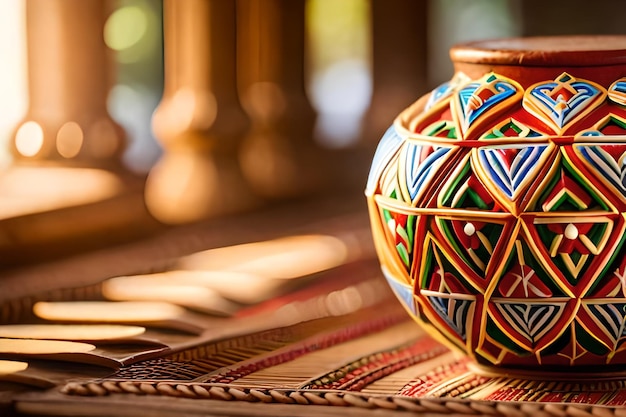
450,35,626,67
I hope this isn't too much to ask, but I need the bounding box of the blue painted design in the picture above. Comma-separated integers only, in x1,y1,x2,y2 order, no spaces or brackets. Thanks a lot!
529,79,601,128
494,302,564,344
584,303,626,343
425,81,454,110
577,145,626,193
404,144,450,201
366,126,404,195
608,79,626,106
457,74,518,132
426,295,473,341
580,130,603,137
611,81,626,95
382,268,416,315
478,145,548,200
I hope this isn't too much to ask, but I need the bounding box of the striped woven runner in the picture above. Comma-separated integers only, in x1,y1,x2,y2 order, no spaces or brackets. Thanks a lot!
62,304,626,415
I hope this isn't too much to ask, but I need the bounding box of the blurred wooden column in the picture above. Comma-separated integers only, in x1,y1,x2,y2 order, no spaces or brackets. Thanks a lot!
520,0,626,35
237,0,325,199
362,0,429,144
13,0,125,167
146,0,256,224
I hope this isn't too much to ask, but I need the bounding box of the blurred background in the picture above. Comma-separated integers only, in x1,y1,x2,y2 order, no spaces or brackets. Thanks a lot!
0,0,625,264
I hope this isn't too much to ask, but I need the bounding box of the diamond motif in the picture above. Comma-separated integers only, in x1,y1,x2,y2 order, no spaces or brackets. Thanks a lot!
453,73,522,139
574,143,626,197
487,299,572,352
398,143,456,205
473,144,555,215
523,73,606,134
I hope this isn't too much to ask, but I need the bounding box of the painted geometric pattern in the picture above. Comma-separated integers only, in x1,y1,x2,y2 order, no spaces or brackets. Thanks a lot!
523,72,606,134
382,267,417,315
609,78,626,106
424,71,471,111
400,143,454,204
475,144,550,201
368,71,626,367
481,118,543,139
381,207,416,271
453,73,522,138
366,125,404,195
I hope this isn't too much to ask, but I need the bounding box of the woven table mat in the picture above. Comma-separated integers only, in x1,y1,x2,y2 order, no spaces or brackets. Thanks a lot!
59,304,626,416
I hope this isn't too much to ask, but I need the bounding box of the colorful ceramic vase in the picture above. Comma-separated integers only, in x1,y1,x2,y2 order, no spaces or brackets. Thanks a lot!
366,36,626,370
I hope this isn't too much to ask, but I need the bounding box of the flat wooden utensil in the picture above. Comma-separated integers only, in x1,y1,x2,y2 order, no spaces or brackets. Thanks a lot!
33,301,227,335
0,324,146,343
101,279,240,316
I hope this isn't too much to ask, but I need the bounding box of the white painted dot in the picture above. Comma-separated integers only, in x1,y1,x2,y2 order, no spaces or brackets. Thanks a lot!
564,223,579,240
464,222,476,236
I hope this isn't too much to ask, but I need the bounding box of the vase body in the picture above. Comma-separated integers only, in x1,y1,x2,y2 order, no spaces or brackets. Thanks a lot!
366,36,626,370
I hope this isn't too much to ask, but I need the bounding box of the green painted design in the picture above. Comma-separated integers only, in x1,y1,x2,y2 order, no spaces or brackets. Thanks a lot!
439,160,495,210
483,120,542,139
397,243,410,268
422,121,457,138
419,239,478,294
485,316,529,356
586,230,626,296
574,322,611,356
436,217,503,276
535,221,609,286
531,157,610,212
601,115,626,133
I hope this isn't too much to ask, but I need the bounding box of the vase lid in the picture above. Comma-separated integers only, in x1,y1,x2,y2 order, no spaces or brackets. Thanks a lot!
450,35,626,67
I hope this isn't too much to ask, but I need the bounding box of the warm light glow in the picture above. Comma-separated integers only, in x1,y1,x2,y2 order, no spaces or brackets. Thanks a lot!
0,338,96,354
104,6,148,52
33,301,186,323
15,121,44,157
0,360,28,375
178,235,349,279
273,279,387,325
145,151,222,224
0,324,146,341
87,119,119,158
0,0,27,167
152,88,216,140
243,82,286,122
102,278,238,315
0,167,123,219
56,121,83,158
104,270,283,305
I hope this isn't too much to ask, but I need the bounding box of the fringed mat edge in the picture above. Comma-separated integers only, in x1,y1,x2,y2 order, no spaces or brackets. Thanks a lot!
60,380,625,417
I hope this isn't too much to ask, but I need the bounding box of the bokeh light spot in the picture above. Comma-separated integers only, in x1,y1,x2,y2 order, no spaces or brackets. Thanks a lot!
56,122,83,158
104,6,148,52
15,121,43,157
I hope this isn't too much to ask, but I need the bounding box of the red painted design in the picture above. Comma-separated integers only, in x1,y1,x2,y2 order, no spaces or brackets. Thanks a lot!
497,265,553,298
547,223,594,254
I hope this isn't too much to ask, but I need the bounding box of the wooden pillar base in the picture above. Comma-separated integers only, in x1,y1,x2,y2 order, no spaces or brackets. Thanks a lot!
146,0,257,224
145,149,257,224
237,0,328,200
